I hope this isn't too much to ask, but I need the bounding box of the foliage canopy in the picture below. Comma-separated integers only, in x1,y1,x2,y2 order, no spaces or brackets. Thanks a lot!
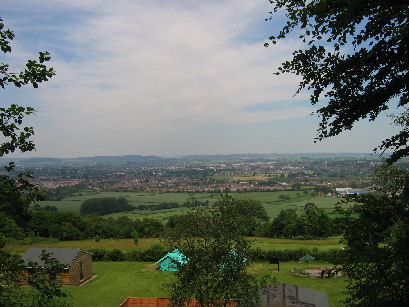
80,197,135,216
265,0,409,163
335,166,409,306
0,17,71,306
166,195,275,307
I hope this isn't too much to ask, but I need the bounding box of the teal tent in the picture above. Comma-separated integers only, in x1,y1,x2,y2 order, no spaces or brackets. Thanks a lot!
154,249,187,271
299,254,315,264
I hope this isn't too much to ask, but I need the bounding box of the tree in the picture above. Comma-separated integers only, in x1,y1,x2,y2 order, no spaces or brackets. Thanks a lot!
270,209,299,238
335,165,409,306
1,17,55,156
265,1,409,163
0,250,72,307
304,202,316,211
166,195,275,306
0,17,69,306
299,206,331,239
80,197,135,216
0,16,55,228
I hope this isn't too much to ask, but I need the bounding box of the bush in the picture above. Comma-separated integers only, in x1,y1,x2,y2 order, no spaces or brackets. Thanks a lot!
80,197,135,216
105,249,124,261
140,244,168,262
87,248,106,261
252,248,342,262
126,249,143,261
85,246,342,263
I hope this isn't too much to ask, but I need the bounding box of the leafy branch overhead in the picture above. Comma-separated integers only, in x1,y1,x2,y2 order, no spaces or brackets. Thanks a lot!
0,17,55,158
0,17,64,305
265,0,409,163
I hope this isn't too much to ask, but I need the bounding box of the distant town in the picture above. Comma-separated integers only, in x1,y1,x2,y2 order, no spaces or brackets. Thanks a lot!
3,153,404,197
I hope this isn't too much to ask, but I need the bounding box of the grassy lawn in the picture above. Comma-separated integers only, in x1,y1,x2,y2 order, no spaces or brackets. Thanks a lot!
252,261,345,307
66,262,174,307
65,261,345,307
4,237,342,254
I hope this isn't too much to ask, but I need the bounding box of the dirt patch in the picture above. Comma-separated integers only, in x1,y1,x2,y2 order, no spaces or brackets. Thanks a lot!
291,267,342,278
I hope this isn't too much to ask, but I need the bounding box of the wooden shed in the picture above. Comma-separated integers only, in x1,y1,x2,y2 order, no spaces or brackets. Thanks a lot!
21,248,93,286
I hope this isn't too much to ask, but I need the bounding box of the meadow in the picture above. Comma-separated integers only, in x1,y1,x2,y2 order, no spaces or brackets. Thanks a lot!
65,261,345,307
4,237,342,255
38,191,342,220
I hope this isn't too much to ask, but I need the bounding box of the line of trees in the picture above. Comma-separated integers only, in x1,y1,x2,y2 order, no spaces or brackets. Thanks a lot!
2,200,344,242
255,206,343,239
136,199,209,211
80,197,135,215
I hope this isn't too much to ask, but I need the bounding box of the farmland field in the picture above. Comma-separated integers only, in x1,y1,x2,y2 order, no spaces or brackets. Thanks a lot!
38,191,342,220
65,261,345,307
3,237,342,255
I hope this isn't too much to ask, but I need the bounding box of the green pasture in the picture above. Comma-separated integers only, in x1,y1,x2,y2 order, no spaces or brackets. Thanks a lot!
38,192,216,213
252,237,343,251
3,237,342,255
65,261,345,307
38,191,342,220
3,238,160,254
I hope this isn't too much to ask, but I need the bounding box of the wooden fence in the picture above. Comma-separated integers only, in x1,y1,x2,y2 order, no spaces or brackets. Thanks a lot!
120,297,237,307
18,271,70,286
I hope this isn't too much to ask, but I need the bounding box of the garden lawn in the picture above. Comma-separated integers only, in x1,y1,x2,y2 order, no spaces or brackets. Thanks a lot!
66,262,174,307
252,261,346,307
66,261,345,307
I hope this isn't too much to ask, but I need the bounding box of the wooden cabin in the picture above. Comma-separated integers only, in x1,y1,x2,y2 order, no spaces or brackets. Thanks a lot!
21,248,93,286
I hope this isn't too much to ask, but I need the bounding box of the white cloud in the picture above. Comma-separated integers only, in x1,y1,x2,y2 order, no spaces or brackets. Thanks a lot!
5,0,357,157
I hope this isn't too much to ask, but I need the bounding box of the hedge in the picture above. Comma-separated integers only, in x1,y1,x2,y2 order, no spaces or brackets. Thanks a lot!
86,245,342,263
86,244,169,262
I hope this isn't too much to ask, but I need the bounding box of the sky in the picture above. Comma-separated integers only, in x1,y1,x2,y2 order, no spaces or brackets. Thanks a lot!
1,0,399,158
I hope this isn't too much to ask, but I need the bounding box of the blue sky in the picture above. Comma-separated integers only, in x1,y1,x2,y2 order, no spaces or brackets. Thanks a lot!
1,0,398,158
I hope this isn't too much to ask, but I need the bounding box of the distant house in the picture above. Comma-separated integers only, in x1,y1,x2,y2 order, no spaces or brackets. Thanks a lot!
21,248,93,286
154,249,187,271
336,187,371,196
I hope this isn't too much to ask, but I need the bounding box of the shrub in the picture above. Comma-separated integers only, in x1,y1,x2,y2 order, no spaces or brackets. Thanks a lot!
105,249,124,261
87,248,106,261
140,244,168,262
125,249,142,261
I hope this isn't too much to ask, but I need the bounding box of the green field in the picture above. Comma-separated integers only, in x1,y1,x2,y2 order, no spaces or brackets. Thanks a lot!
65,261,345,307
38,191,342,220
252,237,342,251
3,237,342,255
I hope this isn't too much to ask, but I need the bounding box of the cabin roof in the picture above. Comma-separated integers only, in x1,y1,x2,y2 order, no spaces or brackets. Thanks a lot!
21,248,92,267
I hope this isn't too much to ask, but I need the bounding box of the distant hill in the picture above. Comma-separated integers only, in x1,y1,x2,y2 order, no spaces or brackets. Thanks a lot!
74,155,162,163
0,155,162,167
181,153,376,160
0,152,386,168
